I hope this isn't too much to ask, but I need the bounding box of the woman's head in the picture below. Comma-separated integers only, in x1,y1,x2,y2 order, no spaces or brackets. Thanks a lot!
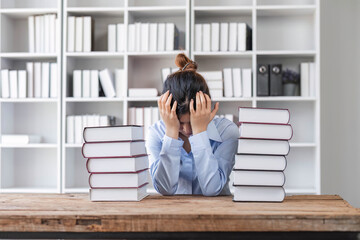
162,53,210,117
162,53,210,137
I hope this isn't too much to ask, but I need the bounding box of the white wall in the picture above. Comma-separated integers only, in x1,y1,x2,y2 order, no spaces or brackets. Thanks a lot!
320,0,360,207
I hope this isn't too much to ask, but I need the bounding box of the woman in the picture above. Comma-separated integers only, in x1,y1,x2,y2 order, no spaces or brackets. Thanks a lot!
145,53,239,196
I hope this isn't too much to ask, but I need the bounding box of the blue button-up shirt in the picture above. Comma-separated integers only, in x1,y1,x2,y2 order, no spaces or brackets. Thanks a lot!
145,117,239,196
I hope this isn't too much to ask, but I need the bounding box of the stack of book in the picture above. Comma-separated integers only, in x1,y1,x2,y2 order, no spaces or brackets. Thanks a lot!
82,125,149,201
195,22,252,52
233,107,292,202
72,69,125,98
128,22,179,52
1,62,57,99
67,16,92,52
28,14,58,53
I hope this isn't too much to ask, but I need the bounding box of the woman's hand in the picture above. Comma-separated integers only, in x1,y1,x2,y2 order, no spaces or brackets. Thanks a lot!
190,91,219,135
158,90,179,139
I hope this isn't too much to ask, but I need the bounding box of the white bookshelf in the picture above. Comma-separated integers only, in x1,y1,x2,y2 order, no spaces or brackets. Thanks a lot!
61,0,190,193
191,0,320,195
0,0,62,193
0,0,320,196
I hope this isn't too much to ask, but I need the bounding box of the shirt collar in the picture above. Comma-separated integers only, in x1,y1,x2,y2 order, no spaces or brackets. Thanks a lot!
206,120,222,142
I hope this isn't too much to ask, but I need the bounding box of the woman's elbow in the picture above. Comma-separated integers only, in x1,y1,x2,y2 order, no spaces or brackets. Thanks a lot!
153,179,177,196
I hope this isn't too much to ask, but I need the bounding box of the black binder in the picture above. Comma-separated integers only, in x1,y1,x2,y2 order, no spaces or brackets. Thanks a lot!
257,64,269,96
270,64,283,96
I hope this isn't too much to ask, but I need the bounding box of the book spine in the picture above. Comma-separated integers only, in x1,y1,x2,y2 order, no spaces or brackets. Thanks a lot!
108,24,117,52
18,70,27,98
41,62,50,98
75,17,83,52
83,16,92,52
117,24,125,52
211,23,219,52
67,16,75,52
50,63,57,98
195,24,202,52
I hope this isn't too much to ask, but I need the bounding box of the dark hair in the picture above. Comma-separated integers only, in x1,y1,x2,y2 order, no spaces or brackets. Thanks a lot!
162,53,210,117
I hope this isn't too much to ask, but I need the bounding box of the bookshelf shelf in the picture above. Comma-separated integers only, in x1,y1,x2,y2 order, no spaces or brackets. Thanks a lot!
0,98,58,103
193,51,253,57
66,52,125,58
0,53,58,59
0,144,58,148
65,97,124,102
255,97,317,101
0,8,58,18
127,51,187,57
66,7,125,15
256,50,316,56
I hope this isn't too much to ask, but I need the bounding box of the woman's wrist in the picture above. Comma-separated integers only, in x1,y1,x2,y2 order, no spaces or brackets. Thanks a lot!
166,128,179,140
192,126,207,135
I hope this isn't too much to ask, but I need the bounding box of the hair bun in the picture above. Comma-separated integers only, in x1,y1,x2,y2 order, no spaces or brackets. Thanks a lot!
175,53,197,71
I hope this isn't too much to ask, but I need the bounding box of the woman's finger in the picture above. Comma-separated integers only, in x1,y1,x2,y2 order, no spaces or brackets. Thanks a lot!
210,102,219,121
204,93,211,112
196,92,201,112
165,93,173,112
199,91,206,110
158,94,163,111
171,100,177,113
189,99,195,114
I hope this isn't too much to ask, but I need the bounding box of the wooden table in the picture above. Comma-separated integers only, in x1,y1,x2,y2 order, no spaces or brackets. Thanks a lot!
0,194,359,239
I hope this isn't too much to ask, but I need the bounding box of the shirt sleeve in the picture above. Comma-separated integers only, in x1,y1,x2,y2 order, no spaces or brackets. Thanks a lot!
189,122,238,196
145,126,184,195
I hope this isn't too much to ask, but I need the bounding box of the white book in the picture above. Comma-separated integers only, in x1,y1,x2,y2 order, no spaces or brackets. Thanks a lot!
34,62,42,98
300,62,309,97
115,69,125,97
73,70,82,98
128,88,158,97
135,22,141,52
66,116,75,143
144,107,152,139
75,17,83,52
41,62,50,98
149,23,158,52
237,139,290,155
233,186,285,202
87,155,149,173
242,68,252,97
1,134,41,144
82,115,88,143
206,80,223,89
90,184,149,202
224,114,234,122
1,69,10,98
50,63,57,98
161,68,171,82
49,14,56,53
238,107,290,124
229,22,237,51
128,107,136,125
136,107,144,126
83,16,92,52
28,16,35,53
18,70,27,98
9,70,18,98
239,122,293,140
232,68,242,97
82,70,91,98
99,69,116,98
195,24,202,52
234,155,287,171
108,24,117,52
99,115,110,126
116,23,125,52
157,23,166,52
74,115,83,144
202,24,211,52
35,16,42,52
26,62,34,98
86,115,96,127
89,169,148,188
151,107,159,125
309,62,316,97
209,89,223,98
211,23,219,52
44,15,50,52
141,23,149,52
223,68,233,97
40,15,45,52
83,141,146,158
67,16,75,52
128,24,135,52
55,18,59,51
199,71,222,81
165,23,176,51
220,23,229,51
233,170,285,186
90,70,99,98
238,23,246,51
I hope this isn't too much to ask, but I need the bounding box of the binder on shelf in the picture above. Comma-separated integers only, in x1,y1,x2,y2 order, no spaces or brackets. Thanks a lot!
211,23,219,52
108,24,117,52
195,24,202,52
223,68,233,97
34,62,42,98
9,70,18,98
75,17,83,52
128,24,136,52
229,22,237,52
232,68,242,98
220,23,229,51
135,22,141,52
50,63,57,98
67,16,75,52
18,70,27,98
26,63,34,98
83,16,92,52
28,16,35,53
1,69,10,98
41,62,50,98
202,24,211,52
82,70,91,98
257,64,269,96
99,69,116,98
73,70,82,98
157,23,166,52
90,70,99,98
149,23,158,52
166,23,179,51
242,69,252,97
117,23,125,52
141,23,149,52
270,64,283,96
